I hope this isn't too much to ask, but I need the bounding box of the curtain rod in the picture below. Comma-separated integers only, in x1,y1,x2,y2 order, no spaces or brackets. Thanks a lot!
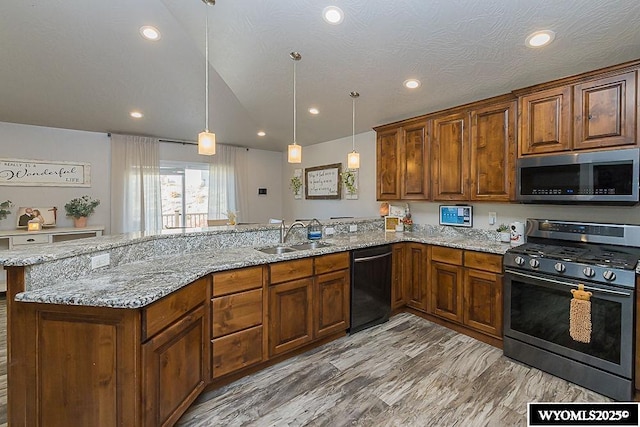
107,133,249,150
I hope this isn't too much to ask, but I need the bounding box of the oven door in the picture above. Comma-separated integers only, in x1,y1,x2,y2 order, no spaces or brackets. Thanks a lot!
504,269,634,378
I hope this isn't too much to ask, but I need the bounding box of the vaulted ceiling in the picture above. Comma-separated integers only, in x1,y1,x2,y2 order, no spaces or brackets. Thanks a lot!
2,1,640,152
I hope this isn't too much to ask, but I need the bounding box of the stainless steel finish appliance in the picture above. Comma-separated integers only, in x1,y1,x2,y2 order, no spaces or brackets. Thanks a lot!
503,219,640,401
350,245,392,334
517,148,639,205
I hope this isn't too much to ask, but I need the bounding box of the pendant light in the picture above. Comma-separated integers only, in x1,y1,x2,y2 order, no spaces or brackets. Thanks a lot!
288,52,302,163
198,0,216,155
347,91,360,169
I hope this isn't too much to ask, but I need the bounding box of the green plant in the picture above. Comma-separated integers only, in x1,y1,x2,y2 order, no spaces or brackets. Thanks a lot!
341,170,357,195
496,223,509,232
290,176,302,195
65,195,100,218
0,200,12,221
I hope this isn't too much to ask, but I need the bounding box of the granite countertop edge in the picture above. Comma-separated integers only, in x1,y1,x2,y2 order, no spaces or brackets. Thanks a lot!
14,231,511,308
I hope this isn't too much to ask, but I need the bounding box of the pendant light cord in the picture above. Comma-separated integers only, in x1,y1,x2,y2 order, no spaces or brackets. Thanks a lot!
350,91,359,150
204,11,209,132
293,59,297,145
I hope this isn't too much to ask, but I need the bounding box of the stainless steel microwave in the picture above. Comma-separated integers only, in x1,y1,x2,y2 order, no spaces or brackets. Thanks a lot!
517,148,640,205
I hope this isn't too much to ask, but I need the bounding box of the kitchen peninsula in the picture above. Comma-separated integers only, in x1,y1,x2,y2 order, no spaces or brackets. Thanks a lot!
2,219,509,426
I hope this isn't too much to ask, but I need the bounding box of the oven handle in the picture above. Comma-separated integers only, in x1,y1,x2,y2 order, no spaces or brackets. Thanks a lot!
505,269,632,297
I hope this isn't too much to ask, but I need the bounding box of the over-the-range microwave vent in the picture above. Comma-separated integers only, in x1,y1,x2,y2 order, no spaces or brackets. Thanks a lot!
517,148,640,206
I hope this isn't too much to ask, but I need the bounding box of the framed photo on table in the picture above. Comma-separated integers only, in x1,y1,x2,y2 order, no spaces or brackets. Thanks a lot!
384,216,401,232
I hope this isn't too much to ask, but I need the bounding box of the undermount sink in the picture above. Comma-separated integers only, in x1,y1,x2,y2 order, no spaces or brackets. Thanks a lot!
289,241,332,250
257,246,297,255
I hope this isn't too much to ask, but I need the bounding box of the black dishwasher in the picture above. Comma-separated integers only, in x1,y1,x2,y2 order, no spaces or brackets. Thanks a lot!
350,245,392,334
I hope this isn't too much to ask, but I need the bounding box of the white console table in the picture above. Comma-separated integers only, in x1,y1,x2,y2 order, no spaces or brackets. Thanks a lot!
0,226,104,292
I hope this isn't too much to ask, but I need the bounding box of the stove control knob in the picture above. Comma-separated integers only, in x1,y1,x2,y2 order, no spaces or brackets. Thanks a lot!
554,262,566,273
603,270,616,281
514,256,525,266
582,267,595,278
529,259,540,269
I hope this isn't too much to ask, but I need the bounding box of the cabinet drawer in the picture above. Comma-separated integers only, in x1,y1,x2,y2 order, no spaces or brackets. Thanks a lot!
269,258,313,285
315,252,349,275
12,234,50,246
212,325,263,378
213,266,264,297
431,246,463,265
464,251,503,273
212,288,262,338
143,277,208,341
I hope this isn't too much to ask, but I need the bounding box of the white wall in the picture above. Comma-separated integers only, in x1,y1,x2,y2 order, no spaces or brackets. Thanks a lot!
0,122,111,232
0,122,284,232
285,129,640,228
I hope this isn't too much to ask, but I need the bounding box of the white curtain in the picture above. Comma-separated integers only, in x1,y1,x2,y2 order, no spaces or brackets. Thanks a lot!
110,134,162,233
208,144,249,223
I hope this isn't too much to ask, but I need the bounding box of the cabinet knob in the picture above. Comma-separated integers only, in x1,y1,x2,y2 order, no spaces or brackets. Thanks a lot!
588,114,592,120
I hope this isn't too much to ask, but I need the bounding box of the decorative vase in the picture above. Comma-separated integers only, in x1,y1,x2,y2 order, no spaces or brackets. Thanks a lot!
74,216,88,228
499,232,510,243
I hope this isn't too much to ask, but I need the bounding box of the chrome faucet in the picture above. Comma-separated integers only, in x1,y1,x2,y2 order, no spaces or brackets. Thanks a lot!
280,220,306,244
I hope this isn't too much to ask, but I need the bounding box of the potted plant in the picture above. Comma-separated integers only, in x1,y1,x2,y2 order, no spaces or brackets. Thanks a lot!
0,200,12,221
65,195,100,228
497,223,510,243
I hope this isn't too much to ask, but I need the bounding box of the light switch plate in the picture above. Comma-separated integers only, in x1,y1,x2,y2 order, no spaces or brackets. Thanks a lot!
91,253,110,269
349,224,358,232
488,212,497,226
325,227,335,235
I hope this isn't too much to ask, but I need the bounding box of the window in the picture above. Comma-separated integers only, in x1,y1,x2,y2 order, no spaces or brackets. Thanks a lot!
160,161,211,228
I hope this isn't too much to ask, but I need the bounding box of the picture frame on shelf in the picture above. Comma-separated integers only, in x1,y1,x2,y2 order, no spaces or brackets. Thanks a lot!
384,216,401,232
16,206,57,229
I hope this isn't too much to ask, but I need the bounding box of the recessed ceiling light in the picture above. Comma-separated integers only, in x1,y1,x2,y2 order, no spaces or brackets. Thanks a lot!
403,79,421,89
257,131,266,137
525,30,555,48
308,107,319,115
322,6,344,25
139,25,161,41
130,111,143,119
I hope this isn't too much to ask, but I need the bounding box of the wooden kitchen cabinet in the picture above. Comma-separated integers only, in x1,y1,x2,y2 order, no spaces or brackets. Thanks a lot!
430,260,464,323
573,70,637,150
470,100,516,201
432,111,470,201
519,86,572,155
405,243,429,312
315,268,350,338
375,120,430,201
211,265,266,379
391,243,407,309
269,274,314,357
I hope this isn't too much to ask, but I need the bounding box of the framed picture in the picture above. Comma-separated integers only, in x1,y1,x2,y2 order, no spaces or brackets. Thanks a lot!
384,216,401,232
16,206,57,228
305,163,341,200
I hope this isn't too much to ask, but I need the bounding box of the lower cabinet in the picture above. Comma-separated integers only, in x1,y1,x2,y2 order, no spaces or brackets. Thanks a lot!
391,243,407,309
269,253,350,357
429,246,464,322
405,243,429,311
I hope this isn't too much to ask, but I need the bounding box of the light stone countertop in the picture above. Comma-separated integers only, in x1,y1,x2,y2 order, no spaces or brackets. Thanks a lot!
13,230,511,309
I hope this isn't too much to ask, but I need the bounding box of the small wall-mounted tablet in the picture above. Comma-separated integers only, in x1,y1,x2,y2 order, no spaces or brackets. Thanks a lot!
439,205,473,227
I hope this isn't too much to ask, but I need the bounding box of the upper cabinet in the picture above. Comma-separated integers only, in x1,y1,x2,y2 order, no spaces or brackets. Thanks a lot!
375,120,430,201
517,66,638,156
432,111,469,201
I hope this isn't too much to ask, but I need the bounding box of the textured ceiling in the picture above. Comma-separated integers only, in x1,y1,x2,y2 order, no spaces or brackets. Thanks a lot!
1,1,640,152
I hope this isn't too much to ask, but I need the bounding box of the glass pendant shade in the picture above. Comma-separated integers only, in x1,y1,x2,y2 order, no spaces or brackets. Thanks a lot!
198,131,216,155
347,150,360,169
288,143,302,163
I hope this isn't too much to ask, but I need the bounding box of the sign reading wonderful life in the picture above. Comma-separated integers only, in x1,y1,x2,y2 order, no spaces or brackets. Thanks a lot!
0,158,91,187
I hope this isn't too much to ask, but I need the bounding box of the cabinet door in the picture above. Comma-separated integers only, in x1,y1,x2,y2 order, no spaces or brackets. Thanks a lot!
268,278,313,357
212,325,263,378
430,261,463,323
463,269,503,338
573,71,637,150
400,120,430,200
376,127,401,200
432,112,470,200
519,86,572,155
314,269,350,338
405,243,429,312
470,101,516,201
391,243,406,309
143,305,208,427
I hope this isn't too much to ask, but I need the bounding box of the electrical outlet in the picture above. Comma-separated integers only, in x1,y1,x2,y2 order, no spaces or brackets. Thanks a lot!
91,253,110,269
349,224,358,232
488,212,497,226
325,227,335,235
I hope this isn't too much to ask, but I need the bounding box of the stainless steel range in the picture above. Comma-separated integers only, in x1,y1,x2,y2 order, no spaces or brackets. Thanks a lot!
503,219,640,401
